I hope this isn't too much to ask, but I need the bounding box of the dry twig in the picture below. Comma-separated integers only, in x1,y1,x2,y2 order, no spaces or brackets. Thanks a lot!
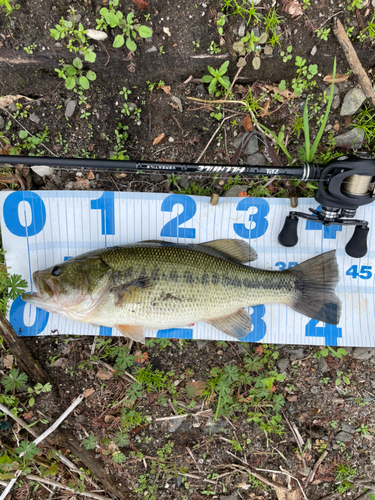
25,475,111,500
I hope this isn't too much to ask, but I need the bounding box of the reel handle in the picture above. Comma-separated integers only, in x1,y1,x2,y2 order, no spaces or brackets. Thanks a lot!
278,215,299,247
345,225,369,259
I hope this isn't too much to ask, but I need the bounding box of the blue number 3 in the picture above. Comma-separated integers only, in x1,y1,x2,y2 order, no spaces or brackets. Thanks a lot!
233,198,269,239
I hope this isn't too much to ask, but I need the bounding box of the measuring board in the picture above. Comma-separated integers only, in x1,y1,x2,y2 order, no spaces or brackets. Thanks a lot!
0,190,374,347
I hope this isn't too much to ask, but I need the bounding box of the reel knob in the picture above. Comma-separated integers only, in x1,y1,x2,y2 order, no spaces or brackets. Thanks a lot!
345,225,369,259
278,215,299,247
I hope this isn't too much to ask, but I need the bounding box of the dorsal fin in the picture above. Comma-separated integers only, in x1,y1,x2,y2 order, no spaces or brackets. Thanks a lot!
199,239,257,263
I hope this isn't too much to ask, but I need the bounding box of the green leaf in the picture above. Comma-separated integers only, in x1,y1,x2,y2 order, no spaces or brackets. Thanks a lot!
138,26,152,38
218,76,230,89
66,65,77,76
1,369,28,392
113,432,130,447
84,51,96,63
86,70,96,81
127,12,134,24
19,130,28,139
16,441,38,461
207,65,217,77
113,34,124,48
218,60,229,76
83,435,97,450
308,64,318,75
126,37,137,52
208,79,217,95
79,76,89,90
278,80,286,91
29,397,35,407
233,41,244,52
50,29,60,40
105,10,120,27
112,451,126,464
201,75,213,83
73,57,83,69
276,373,285,382
258,32,268,44
65,77,76,90
343,375,350,385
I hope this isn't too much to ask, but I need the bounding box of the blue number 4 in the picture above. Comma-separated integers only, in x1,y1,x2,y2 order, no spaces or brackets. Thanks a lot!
346,265,372,280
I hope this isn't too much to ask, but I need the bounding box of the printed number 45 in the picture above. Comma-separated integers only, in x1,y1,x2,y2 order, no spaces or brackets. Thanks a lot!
346,265,372,280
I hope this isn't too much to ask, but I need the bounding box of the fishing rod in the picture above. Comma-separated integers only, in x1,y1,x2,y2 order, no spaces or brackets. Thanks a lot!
1,153,375,258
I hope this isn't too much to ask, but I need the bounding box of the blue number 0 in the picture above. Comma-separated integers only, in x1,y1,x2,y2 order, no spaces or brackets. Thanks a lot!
233,198,270,239
3,192,46,237
160,195,196,239
10,296,49,336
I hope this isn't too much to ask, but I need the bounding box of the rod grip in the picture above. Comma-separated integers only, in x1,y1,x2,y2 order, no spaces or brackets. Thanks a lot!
345,226,369,258
278,215,299,247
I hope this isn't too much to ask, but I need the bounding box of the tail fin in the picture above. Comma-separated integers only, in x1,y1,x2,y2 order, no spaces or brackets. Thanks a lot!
287,250,341,325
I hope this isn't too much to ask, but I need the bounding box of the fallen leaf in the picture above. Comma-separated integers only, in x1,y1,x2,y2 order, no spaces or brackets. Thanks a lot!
323,74,349,84
153,133,165,145
252,56,261,70
259,99,271,117
238,191,250,197
282,0,303,19
0,95,32,107
163,27,171,37
333,122,340,131
96,368,113,380
23,411,33,420
83,388,95,398
161,85,171,95
52,357,68,368
243,114,253,132
236,57,247,68
88,143,94,152
87,170,95,180
265,84,295,100
4,355,14,369
275,487,302,500
131,0,148,9
185,381,206,398
287,395,298,402
104,415,121,423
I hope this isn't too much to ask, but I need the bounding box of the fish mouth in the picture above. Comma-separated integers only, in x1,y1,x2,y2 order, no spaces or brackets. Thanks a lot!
22,271,55,303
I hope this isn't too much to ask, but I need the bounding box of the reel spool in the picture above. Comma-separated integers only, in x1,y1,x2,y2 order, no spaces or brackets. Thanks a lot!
278,155,375,258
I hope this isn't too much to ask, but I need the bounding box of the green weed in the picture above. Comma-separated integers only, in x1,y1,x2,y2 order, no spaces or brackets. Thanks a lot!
202,61,231,96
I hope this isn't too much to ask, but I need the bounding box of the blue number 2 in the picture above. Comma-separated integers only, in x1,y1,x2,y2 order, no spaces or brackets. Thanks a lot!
233,198,269,239
160,195,196,239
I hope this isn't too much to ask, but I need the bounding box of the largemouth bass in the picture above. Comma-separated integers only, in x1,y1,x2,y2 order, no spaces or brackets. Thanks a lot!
22,240,341,342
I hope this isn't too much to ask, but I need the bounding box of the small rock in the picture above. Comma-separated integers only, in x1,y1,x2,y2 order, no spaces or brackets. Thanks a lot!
324,124,333,133
245,152,268,165
324,85,339,96
311,386,320,394
341,422,356,433
176,475,183,488
332,95,341,110
179,176,189,188
300,467,312,476
335,431,353,443
299,100,306,111
311,45,317,56
340,88,366,116
196,339,208,351
65,99,77,118
252,27,260,37
152,174,164,182
333,129,364,149
233,133,259,155
203,418,227,435
29,113,40,124
68,13,81,22
223,185,249,197
146,45,158,53
0,116,5,129
168,416,186,433
352,347,375,360
287,348,304,359
196,84,207,95
171,96,183,112
238,21,246,37
363,395,374,403
277,358,289,373
8,101,17,112
220,493,238,500
31,165,52,177
318,356,328,372
168,137,175,143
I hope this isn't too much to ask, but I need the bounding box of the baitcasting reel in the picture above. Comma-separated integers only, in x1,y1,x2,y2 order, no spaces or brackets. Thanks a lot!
278,155,375,258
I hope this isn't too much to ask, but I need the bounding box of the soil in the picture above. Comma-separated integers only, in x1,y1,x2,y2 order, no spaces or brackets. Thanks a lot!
1,0,375,499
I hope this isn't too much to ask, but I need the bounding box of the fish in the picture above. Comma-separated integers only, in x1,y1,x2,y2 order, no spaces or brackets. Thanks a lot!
22,239,342,343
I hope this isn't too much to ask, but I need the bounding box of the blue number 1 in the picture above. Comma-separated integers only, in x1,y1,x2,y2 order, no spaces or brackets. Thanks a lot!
91,192,115,235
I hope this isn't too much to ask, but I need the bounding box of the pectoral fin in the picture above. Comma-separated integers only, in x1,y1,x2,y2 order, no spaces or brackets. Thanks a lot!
205,309,252,339
111,277,155,306
116,324,145,344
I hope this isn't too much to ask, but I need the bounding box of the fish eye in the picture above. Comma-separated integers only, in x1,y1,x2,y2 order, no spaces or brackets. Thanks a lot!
51,265,62,277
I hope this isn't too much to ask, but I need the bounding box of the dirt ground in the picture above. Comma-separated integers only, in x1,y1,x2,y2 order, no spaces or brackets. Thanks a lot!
1,0,375,499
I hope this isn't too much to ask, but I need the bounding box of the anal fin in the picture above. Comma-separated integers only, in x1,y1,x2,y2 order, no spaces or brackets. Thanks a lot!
116,324,145,344
205,309,252,339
